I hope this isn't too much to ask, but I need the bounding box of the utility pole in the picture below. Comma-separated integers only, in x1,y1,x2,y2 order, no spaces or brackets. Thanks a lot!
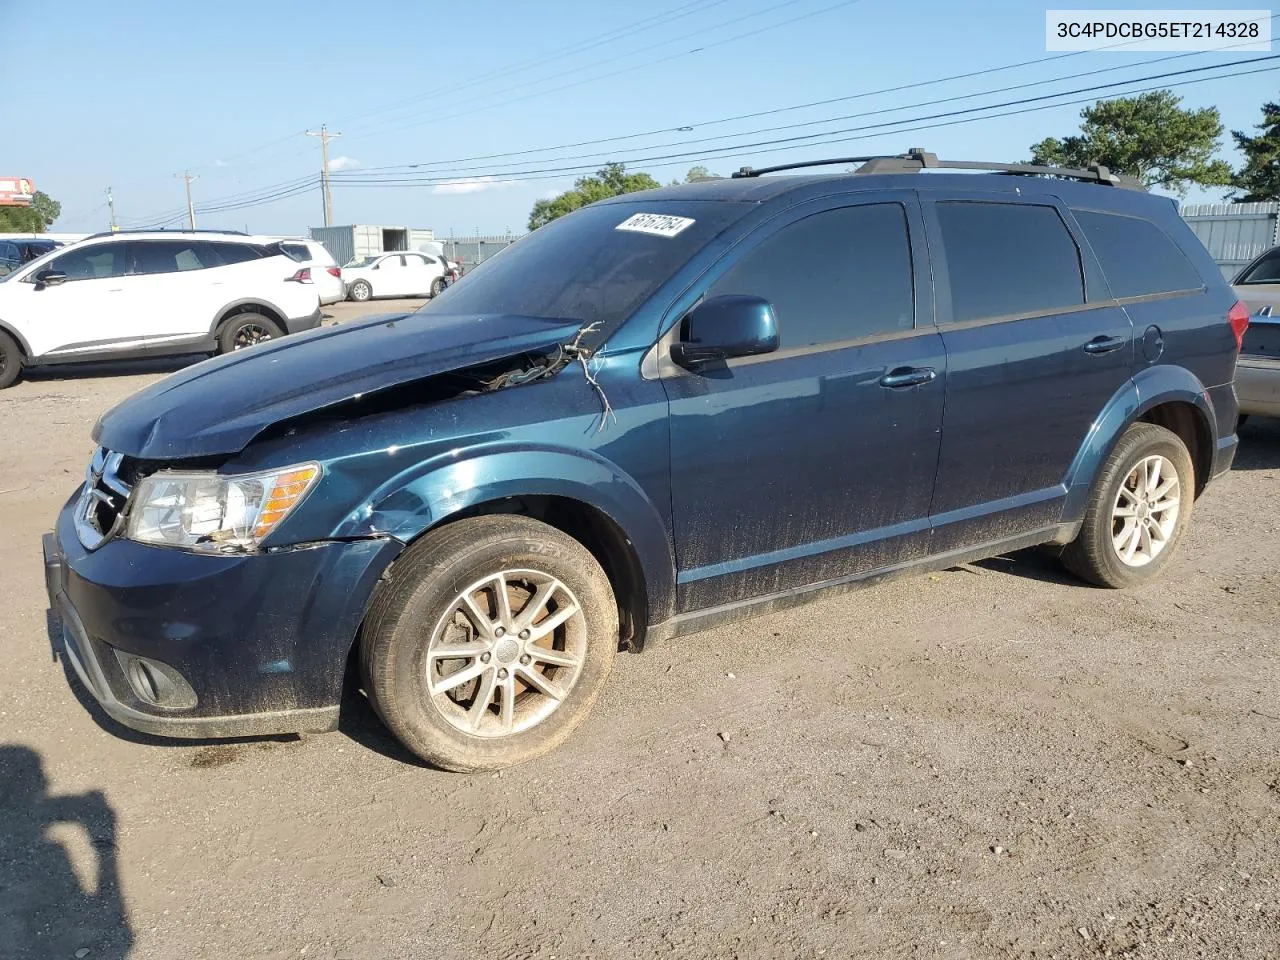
106,186,117,232
306,125,342,227
175,171,198,229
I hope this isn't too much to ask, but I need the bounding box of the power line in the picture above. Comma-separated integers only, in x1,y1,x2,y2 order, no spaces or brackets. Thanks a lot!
355,23,1279,175
339,0,734,130
328,60,1279,189
349,0,869,139
331,57,1278,186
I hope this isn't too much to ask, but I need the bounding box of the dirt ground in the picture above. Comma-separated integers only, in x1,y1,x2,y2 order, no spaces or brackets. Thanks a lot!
1,299,1277,960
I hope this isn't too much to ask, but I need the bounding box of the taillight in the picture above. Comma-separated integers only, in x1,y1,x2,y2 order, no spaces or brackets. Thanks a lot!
288,267,312,284
326,266,341,278
1228,300,1250,352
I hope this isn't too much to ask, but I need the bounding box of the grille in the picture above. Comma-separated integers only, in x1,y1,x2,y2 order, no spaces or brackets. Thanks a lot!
74,448,133,550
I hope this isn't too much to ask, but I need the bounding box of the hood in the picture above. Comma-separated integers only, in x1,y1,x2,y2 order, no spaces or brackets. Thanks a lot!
93,311,584,459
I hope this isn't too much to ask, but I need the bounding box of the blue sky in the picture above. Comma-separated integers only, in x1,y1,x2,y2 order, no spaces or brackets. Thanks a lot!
7,0,1277,236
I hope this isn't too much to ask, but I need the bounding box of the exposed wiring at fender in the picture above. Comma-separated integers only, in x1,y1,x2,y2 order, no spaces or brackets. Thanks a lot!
562,323,617,432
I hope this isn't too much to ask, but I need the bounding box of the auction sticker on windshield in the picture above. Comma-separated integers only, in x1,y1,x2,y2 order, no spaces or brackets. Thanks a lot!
615,213,697,237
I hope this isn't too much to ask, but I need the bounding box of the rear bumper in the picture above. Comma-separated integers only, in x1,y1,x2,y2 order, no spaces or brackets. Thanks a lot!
1237,356,1280,417
285,306,323,334
43,495,401,740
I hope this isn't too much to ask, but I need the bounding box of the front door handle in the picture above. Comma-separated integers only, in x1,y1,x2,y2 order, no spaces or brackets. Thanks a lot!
879,366,937,388
1083,335,1127,355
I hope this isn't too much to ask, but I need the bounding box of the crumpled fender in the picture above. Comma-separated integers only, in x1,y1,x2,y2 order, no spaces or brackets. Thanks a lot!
334,443,677,625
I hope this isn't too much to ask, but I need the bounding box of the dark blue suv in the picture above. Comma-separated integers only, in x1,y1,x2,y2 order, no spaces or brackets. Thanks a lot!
43,151,1247,771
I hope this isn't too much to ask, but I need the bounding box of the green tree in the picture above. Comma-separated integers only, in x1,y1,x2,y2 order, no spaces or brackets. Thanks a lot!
0,191,61,232
669,165,720,185
1029,91,1232,195
528,163,661,230
1231,100,1280,201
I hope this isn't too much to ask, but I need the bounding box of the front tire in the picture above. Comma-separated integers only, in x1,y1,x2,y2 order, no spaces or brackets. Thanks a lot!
1061,422,1194,588
0,330,23,389
217,313,284,354
349,279,372,302
360,515,618,772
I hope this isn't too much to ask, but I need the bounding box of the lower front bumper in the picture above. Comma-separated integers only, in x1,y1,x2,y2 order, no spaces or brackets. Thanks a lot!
43,500,402,740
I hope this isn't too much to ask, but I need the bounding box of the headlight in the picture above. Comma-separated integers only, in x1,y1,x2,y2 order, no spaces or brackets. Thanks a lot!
125,463,321,552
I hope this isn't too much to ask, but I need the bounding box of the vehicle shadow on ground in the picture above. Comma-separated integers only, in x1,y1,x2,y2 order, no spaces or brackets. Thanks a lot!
1233,418,1280,470
0,745,134,960
25,355,204,382
970,548,1081,586
336,679,429,767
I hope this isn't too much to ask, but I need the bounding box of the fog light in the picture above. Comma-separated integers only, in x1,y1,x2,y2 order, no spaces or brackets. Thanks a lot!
114,651,198,710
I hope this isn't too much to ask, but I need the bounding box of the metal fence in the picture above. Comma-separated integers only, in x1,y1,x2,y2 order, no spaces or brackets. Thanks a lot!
1181,202,1278,279
439,234,523,270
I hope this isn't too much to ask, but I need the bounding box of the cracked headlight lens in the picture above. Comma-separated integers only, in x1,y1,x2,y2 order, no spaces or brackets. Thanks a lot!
125,463,321,552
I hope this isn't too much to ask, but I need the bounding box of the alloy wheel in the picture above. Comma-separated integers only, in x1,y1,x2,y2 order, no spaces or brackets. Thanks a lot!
233,323,273,350
1111,454,1180,567
425,569,587,738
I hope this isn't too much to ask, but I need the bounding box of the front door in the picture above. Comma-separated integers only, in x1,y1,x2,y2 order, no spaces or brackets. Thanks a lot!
921,195,1135,551
663,196,946,612
12,241,140,359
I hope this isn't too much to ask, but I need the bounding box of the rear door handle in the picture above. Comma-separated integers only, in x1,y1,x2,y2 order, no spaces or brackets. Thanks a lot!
879,366,937,388
1083,335,1127,355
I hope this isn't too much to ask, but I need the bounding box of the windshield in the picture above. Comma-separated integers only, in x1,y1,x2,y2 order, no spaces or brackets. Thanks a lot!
345,255,379,268
0,243,63,281
418,200,749,335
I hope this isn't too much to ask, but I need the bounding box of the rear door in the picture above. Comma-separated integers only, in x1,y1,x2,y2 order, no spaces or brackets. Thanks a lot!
663,194,946,611
403,253,441,294
922,194,1134,551
127,239,224,340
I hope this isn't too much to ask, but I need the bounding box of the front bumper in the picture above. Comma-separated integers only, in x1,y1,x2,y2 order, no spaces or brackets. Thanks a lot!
44,493,401,739
1237,356,1280,417
285,306,324,335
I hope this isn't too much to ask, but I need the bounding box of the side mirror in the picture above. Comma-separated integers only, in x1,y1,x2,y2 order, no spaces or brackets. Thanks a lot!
35,269,69,288
670,294,779,370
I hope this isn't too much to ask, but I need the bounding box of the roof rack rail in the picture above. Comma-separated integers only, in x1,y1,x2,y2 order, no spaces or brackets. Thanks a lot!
82,228,251,240
733,147,1146,191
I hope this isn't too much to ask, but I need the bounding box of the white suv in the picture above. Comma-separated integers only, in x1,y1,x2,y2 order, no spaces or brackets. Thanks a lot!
0,231,321,389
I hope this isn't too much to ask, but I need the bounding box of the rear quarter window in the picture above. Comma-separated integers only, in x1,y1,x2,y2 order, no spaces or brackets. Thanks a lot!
279,242,313,263
209,243,266,265
1073,210,1203,298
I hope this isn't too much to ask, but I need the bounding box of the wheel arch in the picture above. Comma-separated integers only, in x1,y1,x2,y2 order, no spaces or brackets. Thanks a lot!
338,448,676,650
0,319,32,359
210,299,287,335
1063,365,1218,518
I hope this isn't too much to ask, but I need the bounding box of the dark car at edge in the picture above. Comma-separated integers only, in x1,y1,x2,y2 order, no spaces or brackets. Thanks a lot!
43,151,1247,771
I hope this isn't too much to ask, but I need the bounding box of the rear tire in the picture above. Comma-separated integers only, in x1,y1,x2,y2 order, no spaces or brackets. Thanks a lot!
360,515,618,772
349,279,372,302
430,276,447,298
1061,422,1194,588
0,330,23,389
217,313,284,354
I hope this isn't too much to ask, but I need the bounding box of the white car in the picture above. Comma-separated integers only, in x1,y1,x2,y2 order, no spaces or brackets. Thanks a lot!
342,251,454,302
265,237,346,305
0,230,321,389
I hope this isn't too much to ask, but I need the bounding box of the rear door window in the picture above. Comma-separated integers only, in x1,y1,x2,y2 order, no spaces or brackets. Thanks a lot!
1073,210,1202,297
707,203,915,349
129,240,222,274
935,202,1084,322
